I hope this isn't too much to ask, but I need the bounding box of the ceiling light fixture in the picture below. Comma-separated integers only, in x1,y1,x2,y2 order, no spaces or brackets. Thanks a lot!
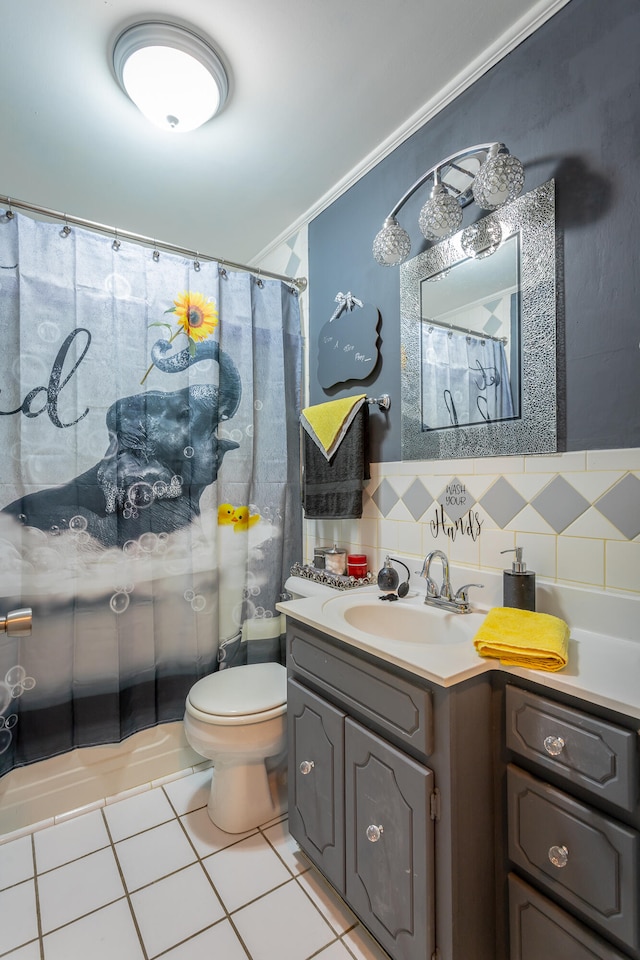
372,142,524,266
112,21,229,133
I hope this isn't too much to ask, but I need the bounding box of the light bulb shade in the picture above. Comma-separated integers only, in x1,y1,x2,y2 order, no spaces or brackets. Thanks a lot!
113,22,228,132
461,219,503,259
472,152,525,210
372,217,411,266
418,184,463,241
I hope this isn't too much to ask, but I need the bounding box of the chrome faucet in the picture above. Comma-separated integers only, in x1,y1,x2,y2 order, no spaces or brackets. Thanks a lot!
417,550,483,614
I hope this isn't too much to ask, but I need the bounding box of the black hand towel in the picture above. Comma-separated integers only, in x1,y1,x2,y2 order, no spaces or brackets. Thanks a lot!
301,404,369,519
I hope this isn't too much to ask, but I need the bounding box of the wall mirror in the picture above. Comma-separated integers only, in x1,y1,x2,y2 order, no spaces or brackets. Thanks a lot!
400,179,556,460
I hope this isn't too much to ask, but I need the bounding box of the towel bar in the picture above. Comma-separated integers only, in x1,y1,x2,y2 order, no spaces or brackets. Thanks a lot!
366,394,391,411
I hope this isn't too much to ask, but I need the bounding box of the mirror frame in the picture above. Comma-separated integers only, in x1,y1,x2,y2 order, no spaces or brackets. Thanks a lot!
400,179,556,460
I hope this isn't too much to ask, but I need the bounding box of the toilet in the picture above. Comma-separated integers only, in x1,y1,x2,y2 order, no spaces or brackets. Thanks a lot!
183,661,287,834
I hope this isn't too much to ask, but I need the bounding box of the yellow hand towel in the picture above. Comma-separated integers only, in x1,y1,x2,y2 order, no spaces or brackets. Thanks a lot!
473,607,569,672
301,395,366,459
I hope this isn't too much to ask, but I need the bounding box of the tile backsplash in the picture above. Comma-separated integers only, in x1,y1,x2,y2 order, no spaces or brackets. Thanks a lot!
303,448,640,597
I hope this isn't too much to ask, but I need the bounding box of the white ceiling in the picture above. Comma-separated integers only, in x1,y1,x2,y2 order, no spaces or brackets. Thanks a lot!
2,0,565,269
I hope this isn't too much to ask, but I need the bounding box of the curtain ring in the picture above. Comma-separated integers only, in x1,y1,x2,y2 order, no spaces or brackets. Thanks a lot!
193,252,201,272
218,265,228,279
152,242,160,262
60,216,71,238
5,198,14,220
112,229,121,252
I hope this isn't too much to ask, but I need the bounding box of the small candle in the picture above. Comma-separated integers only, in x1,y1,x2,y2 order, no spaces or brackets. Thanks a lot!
347,554,368,578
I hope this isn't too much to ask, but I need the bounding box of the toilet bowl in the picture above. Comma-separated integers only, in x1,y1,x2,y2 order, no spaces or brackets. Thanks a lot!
183,661,287,834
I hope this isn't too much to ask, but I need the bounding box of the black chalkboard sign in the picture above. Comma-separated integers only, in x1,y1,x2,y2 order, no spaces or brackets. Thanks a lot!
317,301,381,388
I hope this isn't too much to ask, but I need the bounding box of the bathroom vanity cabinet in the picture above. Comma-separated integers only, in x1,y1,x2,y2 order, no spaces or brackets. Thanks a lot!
285,615,640,960
286,619,497,960
502,679,640,960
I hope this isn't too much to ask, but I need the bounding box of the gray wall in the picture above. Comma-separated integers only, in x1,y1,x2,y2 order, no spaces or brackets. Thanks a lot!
308,0,640,462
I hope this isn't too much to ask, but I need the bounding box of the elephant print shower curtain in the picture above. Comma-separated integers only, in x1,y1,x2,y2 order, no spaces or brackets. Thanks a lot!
0,210,302,775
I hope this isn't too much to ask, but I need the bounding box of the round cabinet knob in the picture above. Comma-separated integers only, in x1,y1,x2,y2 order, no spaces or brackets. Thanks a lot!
299,760,314,775
366,824,384,843
548,844,569,868
543,735,565,757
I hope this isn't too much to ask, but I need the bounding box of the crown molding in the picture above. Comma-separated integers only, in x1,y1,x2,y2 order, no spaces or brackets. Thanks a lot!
253,0,572,268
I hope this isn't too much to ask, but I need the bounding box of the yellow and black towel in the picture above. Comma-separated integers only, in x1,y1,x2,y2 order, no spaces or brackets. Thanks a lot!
300,396,369,519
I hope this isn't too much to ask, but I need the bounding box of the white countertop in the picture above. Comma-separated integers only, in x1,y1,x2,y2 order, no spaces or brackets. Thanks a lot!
277,582,640,721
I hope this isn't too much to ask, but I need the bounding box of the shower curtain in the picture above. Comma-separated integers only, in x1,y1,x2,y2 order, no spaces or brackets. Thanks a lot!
421,324,515,429
0,210,302,776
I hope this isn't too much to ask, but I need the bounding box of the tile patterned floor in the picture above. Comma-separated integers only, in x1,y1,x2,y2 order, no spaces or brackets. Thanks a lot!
0,769,391,960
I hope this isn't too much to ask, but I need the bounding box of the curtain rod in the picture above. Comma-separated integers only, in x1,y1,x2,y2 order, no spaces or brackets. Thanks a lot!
0,194,307,293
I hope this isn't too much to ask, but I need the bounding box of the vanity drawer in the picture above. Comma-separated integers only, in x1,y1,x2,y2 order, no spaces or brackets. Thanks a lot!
287,622,433,756
509,873,631,960
508,764,640,954
506,685,639,813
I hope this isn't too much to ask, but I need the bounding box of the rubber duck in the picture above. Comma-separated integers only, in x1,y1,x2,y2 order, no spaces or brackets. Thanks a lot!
218,503,237,526
232,506,260,532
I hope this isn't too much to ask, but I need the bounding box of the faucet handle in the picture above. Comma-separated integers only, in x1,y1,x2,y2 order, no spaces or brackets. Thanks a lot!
454,583,484,604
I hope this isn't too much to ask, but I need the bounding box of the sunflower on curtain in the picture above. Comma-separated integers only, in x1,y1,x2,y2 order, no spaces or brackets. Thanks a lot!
0,210,302,775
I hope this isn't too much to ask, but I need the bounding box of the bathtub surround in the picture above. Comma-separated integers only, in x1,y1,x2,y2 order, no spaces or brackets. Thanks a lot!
0,210,302,779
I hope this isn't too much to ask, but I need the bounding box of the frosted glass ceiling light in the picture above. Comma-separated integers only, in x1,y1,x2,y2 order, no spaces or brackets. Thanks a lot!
373,142,524,266
113,22,229,133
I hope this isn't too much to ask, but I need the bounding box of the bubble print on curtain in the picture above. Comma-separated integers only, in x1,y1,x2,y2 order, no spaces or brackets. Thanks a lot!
0,210,302,774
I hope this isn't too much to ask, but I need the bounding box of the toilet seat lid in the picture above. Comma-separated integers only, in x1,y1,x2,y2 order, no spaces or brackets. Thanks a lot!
188,662,286,718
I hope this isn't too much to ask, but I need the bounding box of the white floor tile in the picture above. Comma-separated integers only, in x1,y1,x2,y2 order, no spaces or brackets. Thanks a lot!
34,809,109,873
343,925,392,960
104,788,175,842
42,898,144,960
0,835,33,889
116,818,196,892
1,940,41,960
232,879,335,960
163,769,212,815
160,919,249,960
0,880,38,954
131,863,225,958
180,806,255,858
261,819,309,876
315,942,354,960
203,832,291,912
38,847,125,933
297,869,357,934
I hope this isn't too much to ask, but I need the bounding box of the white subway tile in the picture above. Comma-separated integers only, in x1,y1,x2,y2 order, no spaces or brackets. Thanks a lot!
504,504,555,535
563,507,627,541
568,471,625,503
557,537,604,587
479,529,516,569
605,540,640,592
525,451,586,472
378,520,399,554
475,456,525,474
517,533,557,580
396,522,423,557
587,448,640,471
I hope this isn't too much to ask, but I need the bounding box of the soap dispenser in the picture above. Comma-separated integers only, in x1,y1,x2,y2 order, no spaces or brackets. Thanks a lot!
501,547,536,611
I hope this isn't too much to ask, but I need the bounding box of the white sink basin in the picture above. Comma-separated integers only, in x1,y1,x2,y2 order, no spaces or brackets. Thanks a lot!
322,592,485,645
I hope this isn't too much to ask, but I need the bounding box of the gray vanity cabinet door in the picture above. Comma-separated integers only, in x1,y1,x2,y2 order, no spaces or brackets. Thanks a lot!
345,717,435,960
287,678,346,892
508,764,640,954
